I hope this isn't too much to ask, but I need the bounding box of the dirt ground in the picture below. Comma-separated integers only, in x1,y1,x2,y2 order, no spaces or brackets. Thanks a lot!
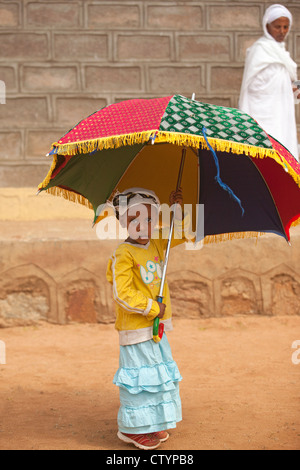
0,316,299,451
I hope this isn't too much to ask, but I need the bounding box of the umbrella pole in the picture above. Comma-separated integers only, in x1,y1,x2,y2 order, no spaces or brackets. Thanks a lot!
153,148,186,343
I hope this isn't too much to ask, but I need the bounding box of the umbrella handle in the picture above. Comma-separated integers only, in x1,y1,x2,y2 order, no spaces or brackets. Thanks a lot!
152,148,186,344
153,296,165,343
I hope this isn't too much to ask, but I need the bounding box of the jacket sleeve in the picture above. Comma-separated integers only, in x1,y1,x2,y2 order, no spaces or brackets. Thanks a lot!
107,248,160,321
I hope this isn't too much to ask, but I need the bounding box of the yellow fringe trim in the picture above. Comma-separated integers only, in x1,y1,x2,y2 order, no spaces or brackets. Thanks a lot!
45,130,300,190
38,131,300,215
291,216,300,228
156,131,300,189
203,218,300,244
44,186,93,210
38,155,58,190
49,131,157,156
203,231,265,245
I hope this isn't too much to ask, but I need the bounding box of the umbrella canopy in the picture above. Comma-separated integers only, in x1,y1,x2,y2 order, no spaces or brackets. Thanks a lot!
38,94,300,243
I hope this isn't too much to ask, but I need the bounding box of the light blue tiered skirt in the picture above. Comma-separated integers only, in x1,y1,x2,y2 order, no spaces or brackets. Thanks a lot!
113,334,182,434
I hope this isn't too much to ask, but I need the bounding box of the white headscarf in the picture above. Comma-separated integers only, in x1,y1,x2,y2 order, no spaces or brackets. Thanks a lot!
239,4,297,99
263,4,292,32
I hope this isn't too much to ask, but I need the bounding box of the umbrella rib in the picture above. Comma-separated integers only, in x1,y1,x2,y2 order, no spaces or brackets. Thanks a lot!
105,144,147,202
245,154,288,241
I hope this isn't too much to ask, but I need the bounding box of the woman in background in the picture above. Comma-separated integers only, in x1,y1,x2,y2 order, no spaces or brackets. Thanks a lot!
239,4,299,161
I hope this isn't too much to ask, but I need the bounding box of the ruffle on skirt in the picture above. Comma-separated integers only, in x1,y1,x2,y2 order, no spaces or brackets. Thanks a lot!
113,334,182,434
114,360,181,394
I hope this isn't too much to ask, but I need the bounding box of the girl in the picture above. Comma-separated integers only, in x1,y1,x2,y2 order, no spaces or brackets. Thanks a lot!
106,187,186,450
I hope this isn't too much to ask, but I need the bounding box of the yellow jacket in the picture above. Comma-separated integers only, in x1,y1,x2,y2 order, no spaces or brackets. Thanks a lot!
106,217,189,345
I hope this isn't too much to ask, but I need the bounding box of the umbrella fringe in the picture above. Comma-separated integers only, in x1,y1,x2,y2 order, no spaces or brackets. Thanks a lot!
38,154,58,190
49,131,156,156
41,131,300,191
291,216,300,228
203,231,265,244
157,131,275,156
203,219,300,244
157,132,300,189
44,186,93,210
50,130,277,159
38,188,300,240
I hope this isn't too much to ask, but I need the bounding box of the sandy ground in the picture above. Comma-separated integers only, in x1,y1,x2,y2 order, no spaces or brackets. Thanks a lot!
0,316,299,451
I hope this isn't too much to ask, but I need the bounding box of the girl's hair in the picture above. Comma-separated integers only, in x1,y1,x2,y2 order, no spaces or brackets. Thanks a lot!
112,190,160,220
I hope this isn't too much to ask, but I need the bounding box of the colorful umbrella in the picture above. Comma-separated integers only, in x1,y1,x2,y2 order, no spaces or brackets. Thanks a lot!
38,94,300,244
38,94,300,342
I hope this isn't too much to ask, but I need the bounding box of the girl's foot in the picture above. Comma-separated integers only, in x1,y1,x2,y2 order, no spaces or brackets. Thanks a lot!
152,430,169,442
117,431,161,450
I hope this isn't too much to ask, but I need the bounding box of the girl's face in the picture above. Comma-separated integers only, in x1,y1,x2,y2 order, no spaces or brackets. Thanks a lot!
267,17,290,42
126,204,157,245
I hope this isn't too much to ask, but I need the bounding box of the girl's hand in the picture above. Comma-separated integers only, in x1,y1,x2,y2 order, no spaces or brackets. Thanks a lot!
156,302,166,319
170,188,184,219
169,187,183,207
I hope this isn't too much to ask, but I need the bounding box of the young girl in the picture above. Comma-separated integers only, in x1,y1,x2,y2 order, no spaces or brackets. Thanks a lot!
106,187,187,450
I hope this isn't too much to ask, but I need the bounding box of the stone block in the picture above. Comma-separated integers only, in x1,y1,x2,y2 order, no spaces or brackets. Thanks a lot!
261,265,300,316
55,97,107,126
0,264,58,327
214,269,263,317
58,268,114,324
210,66,244,93
116,34,172,61
26,129,67,158
236,34,261,62
0,188,92,220
22,66,78,92
168,270,214,318
148,66,204,94
296,35,300,61
0,164,50,188
289,7,300,29
0,97,48,128
0,33,49,60
54,34,108,61
0,132,22,161
146,5,203,30
0,2,19,28
177,34,231,62
26,2,80,28
0,66,17,92
87,4,140,29
208,5,261,30
202,96,232,108
84,66,142,92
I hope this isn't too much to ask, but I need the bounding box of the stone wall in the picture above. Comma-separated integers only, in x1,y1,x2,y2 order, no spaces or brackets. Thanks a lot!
0,220,299,327
0,0,299,187
0,1,299,326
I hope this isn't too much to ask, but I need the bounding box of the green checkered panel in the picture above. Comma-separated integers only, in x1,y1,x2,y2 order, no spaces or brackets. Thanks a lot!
159,95,272,149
